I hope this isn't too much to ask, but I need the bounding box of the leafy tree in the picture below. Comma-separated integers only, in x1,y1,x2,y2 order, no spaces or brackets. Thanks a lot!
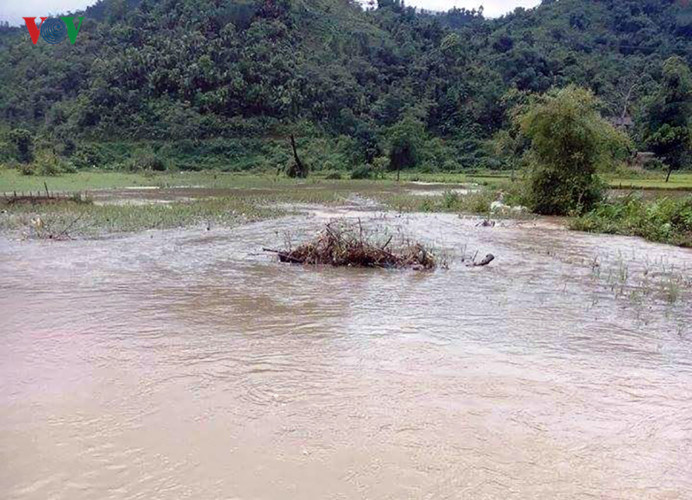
644,57,692,182
387,115,425,180
353,123,381,164
518,86,629,215
8,128,34,163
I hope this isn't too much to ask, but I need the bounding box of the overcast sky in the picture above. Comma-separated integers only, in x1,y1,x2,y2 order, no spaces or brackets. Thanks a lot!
1,0,542,26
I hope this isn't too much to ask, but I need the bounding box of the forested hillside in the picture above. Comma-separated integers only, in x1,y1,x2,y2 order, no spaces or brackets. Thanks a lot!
0,0,690,171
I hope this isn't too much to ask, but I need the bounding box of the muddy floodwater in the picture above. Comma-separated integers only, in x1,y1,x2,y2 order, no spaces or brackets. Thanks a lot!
1,202,692,499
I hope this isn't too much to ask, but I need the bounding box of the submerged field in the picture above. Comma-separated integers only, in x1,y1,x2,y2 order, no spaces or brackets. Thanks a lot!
2,169,691,246
1,167,691,499
0,170,500,237
1,199,691,499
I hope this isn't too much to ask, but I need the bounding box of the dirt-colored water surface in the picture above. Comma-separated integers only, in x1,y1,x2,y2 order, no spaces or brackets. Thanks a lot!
1,205,691,499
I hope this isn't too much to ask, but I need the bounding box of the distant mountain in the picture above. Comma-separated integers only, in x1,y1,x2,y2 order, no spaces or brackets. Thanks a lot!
0,0,690,149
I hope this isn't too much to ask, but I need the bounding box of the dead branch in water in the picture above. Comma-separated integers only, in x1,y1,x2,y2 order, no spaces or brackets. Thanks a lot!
469,254,495,267
264,220,439,270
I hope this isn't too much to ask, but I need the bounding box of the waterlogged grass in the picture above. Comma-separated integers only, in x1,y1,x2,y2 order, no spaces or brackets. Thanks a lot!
0,177,393,238
3,168,690,243
378,189,497,214
0,169,329,192
0,197,281,238
589,254,691,306
0,167,529,238
572,195,692,247
385,171,511,186
0,167,517,194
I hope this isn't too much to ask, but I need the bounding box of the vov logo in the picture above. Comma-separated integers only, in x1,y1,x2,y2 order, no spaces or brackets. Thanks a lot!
22,17,84,45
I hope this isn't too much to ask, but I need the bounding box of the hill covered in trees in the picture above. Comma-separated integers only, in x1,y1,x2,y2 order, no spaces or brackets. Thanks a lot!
0,0,690,172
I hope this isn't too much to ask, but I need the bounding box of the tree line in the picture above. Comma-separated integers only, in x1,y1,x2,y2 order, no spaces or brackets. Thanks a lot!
0,0,690,178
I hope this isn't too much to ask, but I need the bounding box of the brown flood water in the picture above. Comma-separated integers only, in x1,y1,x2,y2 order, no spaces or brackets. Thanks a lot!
1,204,692,499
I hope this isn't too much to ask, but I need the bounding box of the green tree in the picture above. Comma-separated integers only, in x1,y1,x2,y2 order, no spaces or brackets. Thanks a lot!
644,57,692,182
493,89,532,180
387,115,425,181
518,86,628,215
8,128,34,164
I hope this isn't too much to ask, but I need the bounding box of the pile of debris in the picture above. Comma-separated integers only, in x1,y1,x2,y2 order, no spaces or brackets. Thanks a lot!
264,220,439,270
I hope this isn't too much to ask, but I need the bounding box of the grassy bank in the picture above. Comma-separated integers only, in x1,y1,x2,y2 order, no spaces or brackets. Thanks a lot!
2,167,692,193
606,172,692,191
0,169,494,193
571,195,692,247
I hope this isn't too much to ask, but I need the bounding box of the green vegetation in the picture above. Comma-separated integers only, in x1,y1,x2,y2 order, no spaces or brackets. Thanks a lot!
0,0,691,174
572,195,692,247
0,168,517,193
381,189,498,215
7,166,687,195
7,128,33,163
0,196,278,238
0,169,180,192
607,172,692,190
642,56,692,182
517,86,629,215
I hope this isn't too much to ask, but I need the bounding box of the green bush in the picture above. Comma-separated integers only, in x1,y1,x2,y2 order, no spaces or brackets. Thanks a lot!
0,141,14,160
72,144,107,169
128,149,167,172
350,164,375,179
8,129,34,164
388,115,426,173
572,195,692,247
18,163,35,176
18,151,74,176
528,166,606,215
